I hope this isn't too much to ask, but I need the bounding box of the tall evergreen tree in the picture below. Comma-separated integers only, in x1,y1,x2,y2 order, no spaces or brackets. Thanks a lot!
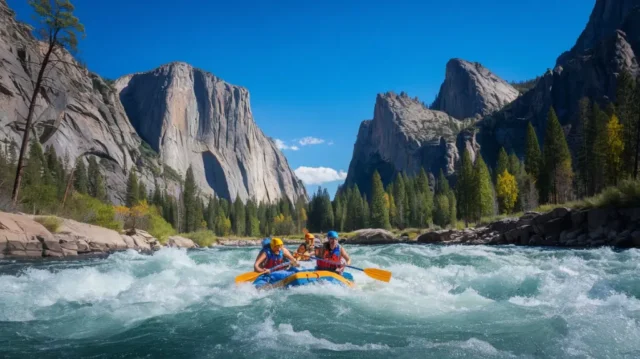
447,190,457,226
138,181,147,203
542,107,574,204
392,174,406,229
615,70,638,178
436,169,450,195
496,147,509,183
575,97,592,197
125,170,139,207
433,193,450,227
23,139,45,187
346,185,364,231
362,194,370,228
525,122,542,180
152,183,163,206
472,155,494,220
370,171,390,229
605,114,625,186
182,166,198,232
206,196,216,231
232,195,246,235
87,157,106,201
508,153,520,177
457,149,474,226
321,188,334,231
334,194,345,232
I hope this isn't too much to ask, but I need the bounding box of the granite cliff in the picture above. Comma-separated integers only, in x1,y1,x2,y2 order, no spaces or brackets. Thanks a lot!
431,58,519,120
115,62,307,204
0,0,305,205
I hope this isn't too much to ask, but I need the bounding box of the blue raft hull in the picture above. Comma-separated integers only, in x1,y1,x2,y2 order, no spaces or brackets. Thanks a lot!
253,268,354,289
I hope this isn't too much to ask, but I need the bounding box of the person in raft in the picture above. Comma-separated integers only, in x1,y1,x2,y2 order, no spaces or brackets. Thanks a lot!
294,233,317,261
317,230,351,274
254,237,299,274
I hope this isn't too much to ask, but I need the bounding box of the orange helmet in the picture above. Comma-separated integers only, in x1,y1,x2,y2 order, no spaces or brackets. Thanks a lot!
305,232,314,240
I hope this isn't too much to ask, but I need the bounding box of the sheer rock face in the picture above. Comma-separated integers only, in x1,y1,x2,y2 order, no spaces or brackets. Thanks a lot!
478,4,640,165
343,92,474,196
115,62,306,204
431,58,519,120
557,0,640,66
0,0,173,204
0,0,305,205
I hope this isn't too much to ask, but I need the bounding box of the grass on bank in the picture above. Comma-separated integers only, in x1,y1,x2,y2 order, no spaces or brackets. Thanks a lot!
34,215,63,233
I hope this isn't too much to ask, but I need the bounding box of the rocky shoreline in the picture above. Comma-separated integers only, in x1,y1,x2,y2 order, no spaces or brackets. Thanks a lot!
2,205,639,260
0,212,197,259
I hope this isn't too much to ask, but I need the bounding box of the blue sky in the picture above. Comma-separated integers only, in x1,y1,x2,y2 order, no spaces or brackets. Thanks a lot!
8,0,595,198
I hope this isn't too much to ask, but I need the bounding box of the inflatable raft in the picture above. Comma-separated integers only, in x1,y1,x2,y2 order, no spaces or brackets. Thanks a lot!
252,268,354,290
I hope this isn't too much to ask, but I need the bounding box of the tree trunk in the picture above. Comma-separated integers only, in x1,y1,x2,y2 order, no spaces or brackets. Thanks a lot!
11,43,56,206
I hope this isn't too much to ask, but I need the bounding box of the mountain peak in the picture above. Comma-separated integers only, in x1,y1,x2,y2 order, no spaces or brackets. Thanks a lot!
431,58,519,120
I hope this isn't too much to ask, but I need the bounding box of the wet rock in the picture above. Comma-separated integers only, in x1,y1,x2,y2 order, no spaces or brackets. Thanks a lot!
167,236,197,249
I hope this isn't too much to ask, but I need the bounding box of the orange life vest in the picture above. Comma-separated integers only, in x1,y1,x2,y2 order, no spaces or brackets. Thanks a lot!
317,244,341,270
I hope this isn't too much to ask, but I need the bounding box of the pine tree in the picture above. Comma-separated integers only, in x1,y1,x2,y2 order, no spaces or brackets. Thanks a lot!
605,114,625,186
125,170,139,207
362,194,370,228
206,196,216,230
575,97,592,197
73,157,88,195
321,188,334,231
457,149,474,225
370,171,390,229
23,139,45,187
392,174,406,229
472,155,494,220
232,195,245,235
448,190,456,227
508,153,520,177
405,178,418,227
87,157,106,201
152,183,163,206
138,181,147,203
615,70,638,178
496,147,509,183
334,195,344,232
525,122,542,181
542,107,574,204
416,168,433,227
433,193,450,227
497,170,518,214
346,186,364,231
182,166,198,232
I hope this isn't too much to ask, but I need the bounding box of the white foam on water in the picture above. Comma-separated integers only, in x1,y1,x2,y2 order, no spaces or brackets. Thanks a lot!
241,317,389,352
1,244,640,357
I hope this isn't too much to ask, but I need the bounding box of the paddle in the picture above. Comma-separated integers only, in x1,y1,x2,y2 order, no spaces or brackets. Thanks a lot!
311,256,392,283
234,262,291,284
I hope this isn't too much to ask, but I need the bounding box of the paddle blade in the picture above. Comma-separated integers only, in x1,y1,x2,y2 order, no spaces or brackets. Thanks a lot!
363,268,392,282
235,271,263,284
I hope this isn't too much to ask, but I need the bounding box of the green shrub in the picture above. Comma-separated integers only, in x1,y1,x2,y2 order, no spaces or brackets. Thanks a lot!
147,206,176,244
181,230,217,247
163,165,182,183
61,193,122,231
34,216,62,233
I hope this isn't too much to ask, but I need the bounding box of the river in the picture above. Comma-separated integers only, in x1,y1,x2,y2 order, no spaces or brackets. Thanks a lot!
1,244,639,358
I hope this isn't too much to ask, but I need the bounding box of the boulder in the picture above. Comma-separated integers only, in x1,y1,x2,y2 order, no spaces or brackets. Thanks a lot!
56,218,127,254
343,229,400,244
167,236,197,249
488,217,520,233
588,208,611,232
0,211,52,258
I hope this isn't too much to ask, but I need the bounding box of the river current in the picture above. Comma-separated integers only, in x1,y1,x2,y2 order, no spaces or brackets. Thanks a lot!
1,244,639,358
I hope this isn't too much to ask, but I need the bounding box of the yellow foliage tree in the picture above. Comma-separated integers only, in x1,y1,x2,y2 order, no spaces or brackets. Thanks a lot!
605,114,624,185
114,200,150,229
496,170,518,214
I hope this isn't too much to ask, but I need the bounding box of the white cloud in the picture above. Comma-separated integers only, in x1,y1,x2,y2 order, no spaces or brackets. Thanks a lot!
275,139,299,151
294,166,347,185
298,136,325,146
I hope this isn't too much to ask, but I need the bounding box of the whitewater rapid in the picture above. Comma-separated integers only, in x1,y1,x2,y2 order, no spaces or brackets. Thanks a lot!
1,244,640,358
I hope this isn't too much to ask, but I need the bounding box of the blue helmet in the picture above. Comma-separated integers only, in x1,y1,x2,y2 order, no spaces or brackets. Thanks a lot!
327,230,339,239
261,237,271,247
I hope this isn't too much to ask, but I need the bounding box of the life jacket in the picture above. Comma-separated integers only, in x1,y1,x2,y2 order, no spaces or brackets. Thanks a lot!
317,244,341,270
264,247,284,269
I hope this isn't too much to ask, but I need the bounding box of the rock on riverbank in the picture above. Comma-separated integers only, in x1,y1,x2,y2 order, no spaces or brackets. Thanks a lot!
0,212,197,259
417,206,640,248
